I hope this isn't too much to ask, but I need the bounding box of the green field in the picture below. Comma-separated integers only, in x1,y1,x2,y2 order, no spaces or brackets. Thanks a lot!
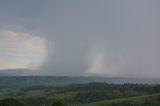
0,82,160,106
77,93,160,106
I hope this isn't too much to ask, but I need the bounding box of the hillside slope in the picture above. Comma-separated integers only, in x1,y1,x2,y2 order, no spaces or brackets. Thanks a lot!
77,93,160,106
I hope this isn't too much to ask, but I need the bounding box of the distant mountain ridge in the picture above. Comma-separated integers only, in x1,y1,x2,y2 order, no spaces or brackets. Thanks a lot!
0,76,160,88
0,69,160,87
0,69,33,76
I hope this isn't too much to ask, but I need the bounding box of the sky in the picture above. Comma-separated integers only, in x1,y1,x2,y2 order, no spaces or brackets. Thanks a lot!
0,0,160,78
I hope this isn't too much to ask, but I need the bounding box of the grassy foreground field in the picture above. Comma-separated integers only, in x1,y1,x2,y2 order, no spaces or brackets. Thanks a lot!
77,93,160,106
0,82,160,106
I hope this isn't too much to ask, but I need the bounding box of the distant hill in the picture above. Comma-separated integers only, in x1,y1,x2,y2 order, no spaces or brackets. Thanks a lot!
0,69,160,87
0,69,33,76
0,76,160,88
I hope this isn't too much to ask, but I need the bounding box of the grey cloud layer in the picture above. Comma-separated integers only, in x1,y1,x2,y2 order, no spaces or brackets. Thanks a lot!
0,0,160,77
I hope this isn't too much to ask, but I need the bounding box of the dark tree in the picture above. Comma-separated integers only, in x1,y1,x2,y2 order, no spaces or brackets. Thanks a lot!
0,98,26,106
51,99,64,106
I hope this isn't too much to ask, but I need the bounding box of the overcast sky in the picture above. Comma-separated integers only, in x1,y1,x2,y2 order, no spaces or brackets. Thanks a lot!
0,0,160,78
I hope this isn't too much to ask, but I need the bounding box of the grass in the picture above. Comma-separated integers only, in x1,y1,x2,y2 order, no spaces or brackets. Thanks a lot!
76,93,160,106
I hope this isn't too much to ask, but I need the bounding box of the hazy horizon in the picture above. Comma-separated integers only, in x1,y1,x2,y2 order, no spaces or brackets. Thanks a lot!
0,0,160,78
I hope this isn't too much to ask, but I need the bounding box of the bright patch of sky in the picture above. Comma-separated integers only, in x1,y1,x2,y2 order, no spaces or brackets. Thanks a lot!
0,30,47,69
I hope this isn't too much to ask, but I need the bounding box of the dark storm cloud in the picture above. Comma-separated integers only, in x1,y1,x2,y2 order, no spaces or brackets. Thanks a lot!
0,0,160,77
